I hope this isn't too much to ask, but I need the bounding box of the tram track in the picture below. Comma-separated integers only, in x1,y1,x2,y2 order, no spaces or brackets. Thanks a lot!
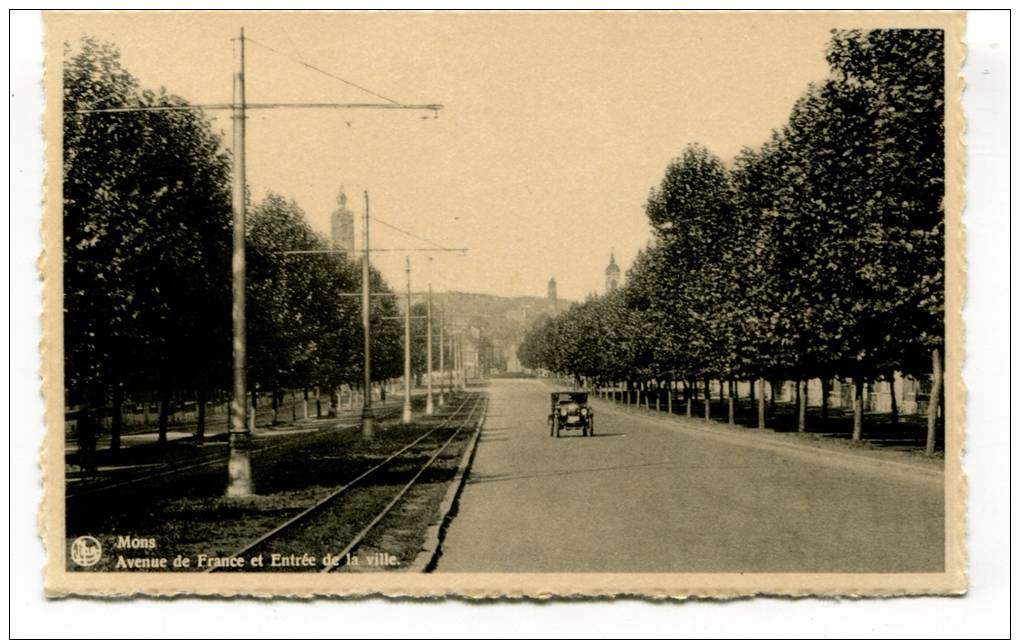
207,392,487,573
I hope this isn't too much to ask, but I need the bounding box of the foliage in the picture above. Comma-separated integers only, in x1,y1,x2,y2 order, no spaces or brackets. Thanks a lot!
63,37,409,420
518,29,944,392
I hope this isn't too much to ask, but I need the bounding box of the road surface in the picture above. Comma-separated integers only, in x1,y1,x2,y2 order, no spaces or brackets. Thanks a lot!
437,379,943,572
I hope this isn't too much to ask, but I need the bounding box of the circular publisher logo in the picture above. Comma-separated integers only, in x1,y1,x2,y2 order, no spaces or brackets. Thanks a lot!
70,536,102,567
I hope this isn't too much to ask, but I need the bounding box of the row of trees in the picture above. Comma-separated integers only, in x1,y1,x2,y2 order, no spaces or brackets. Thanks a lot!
519,29,945,452
63,38,415,449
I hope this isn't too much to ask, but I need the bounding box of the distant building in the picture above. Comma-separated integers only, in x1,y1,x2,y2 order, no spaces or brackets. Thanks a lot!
330,187,355,255
605,251,621,292
547,277,558,310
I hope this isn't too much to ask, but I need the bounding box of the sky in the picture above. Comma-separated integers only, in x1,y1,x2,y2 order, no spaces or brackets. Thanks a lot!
48,11,944,301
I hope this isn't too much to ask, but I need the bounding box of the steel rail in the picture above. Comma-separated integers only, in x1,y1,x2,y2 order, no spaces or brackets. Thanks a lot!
206,393,480,572
321,394,487,573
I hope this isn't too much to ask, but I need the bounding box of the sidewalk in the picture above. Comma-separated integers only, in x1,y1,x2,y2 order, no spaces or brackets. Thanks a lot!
591,394,944,480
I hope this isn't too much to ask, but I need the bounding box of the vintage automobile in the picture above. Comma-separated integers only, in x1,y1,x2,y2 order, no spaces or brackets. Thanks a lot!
548,391,594,437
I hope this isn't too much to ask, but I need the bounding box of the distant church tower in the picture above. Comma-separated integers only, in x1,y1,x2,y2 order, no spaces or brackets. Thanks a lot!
547,277,558,310
330,187,355,255
605,251,621,292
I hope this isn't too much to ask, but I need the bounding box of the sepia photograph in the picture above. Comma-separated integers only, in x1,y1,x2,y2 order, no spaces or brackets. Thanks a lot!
39,9,967,598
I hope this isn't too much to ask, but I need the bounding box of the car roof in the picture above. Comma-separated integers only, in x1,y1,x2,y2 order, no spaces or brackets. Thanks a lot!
553,391,588,401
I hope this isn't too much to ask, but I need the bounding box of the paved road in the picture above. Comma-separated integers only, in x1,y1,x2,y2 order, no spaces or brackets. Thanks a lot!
437,379,943,573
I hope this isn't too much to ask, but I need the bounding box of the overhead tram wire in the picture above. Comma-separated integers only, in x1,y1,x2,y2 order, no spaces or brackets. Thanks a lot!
282,248,466,255
371,216,464,253
245,35,402,106
64,102,442,115
64,30,442,117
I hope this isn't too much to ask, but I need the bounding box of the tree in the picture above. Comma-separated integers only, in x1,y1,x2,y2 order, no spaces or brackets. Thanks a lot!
409,301,429,383
826,29,945,450
64,37,232,448
63,37,410,445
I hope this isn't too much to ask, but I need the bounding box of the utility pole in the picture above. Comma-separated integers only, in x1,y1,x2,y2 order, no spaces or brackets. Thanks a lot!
426,284,435,416
226,27,253,498
455,335,463,390
402,257,413,425
66,30,445,495
361,190,375,439
438,305,446,406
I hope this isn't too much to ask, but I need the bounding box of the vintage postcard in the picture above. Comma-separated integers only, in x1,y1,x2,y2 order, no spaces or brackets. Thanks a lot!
42,10,966,598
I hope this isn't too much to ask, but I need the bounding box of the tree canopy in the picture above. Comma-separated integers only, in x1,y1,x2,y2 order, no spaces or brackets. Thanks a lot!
520,29,945,405
63,37,409,423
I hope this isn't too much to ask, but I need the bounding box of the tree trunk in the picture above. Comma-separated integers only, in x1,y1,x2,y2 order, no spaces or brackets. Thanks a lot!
889,370,899,427
718,379,725,416
158,386,171,445
685,380,692,418
332,387,342,417
852,375,864,441
315,386,322,418
797,379,807,433
271,388,280,425
769,379,777,416
757,378,766,429
703,378,711,421
142,392,150,426
195,387,206,442
749,378,756,414
728,380,735,425
250,389,258,430
926,348,943,456
820,378,830,423
110,384,123,452
667,379,673,414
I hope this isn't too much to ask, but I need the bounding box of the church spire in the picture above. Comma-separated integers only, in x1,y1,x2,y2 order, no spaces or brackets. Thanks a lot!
605,250,621,292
